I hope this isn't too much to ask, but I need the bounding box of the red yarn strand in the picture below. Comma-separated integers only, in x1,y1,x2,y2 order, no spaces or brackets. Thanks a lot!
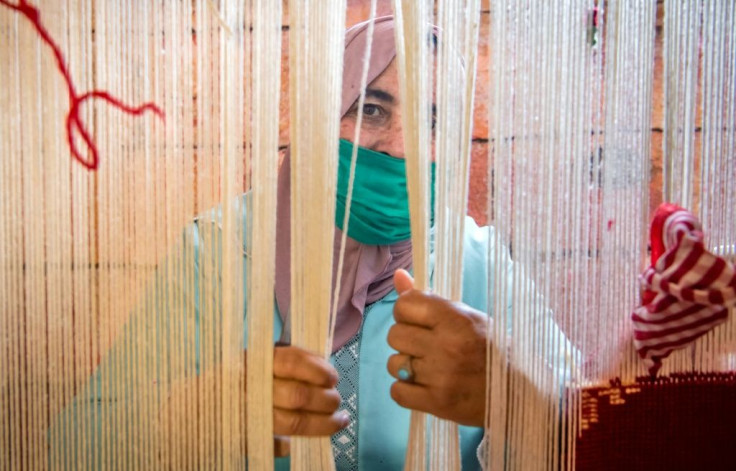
1,0,165,170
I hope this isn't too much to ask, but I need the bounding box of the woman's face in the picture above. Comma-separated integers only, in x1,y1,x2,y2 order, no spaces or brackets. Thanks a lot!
339,59,406,159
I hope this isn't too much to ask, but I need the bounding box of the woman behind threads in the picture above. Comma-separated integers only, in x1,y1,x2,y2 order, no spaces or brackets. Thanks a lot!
51,15,573,471
269,16,492,469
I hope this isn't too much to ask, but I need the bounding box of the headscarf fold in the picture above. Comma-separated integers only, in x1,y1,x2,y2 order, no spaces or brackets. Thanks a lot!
275,16,412,352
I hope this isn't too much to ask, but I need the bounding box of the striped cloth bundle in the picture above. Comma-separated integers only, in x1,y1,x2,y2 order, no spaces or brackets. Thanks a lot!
632,203,736,376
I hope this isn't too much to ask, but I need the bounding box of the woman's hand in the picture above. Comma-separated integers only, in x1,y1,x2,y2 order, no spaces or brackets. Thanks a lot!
269,345,348,455
158,345,347,460
387,269,489,427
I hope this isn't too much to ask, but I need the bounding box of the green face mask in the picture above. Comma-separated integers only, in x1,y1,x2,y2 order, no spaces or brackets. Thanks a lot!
335,139,434,245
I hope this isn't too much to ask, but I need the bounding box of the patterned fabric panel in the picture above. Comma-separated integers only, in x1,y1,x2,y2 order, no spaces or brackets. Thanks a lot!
331,334,361,471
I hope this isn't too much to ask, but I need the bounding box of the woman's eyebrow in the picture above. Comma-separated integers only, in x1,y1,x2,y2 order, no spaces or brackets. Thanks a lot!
364,88,395,104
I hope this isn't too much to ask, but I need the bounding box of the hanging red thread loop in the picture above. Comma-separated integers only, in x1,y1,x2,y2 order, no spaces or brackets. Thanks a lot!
1,0,165,171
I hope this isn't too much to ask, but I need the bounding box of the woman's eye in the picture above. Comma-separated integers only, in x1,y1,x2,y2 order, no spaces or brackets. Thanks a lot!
362,104,382,117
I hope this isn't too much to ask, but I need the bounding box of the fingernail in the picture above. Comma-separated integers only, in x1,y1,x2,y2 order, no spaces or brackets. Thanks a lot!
338,410,350,427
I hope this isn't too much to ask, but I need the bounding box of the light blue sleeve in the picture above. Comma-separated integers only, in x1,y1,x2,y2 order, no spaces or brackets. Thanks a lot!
48,197,265,469
463,217,578,385
47,218,210,468
460,217,579,466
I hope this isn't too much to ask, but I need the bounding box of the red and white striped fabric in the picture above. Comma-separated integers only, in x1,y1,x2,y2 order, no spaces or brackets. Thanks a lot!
631,203,736,376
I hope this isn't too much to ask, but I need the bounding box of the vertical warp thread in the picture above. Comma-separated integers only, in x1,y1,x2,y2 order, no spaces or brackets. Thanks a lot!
247,0,282,468
392,0,432,469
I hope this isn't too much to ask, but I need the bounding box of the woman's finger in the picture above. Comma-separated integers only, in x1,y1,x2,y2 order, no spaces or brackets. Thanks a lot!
389,380,433,415
393,289,450,328
273,377,342,413
273,408,350,436
387,322,433,357
393,268,415,294
273,345,338,387
274,436,291,457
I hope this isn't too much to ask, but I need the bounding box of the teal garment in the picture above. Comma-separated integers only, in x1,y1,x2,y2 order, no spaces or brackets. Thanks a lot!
50,194,574,470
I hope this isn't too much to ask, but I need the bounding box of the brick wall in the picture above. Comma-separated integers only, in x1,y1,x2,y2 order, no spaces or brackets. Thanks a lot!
278,1,678,226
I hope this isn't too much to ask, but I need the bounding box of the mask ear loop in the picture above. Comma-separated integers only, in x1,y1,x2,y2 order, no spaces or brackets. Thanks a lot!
327,0,379,354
